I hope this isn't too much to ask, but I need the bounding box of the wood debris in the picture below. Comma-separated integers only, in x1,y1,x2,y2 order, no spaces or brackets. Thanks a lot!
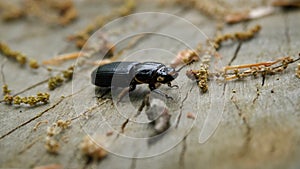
272,0,300,7
2,84,11,95
186,64,209,93
223,56,299,81
176,0,228,20
0,0,77,25
106,131,114,136
186,112,196,120
48,76,64,90
45,137,60,154
213,25,261,50
45,119,72,154
48,66,74,90
68,0,136,49
0,1,25,21
170,49,199,68
33,164,63,169
79,135,108,160
33,120,49,131
3,92,50,106
225,0,300,24
43,52,82,66
0,42,27,65
296,63,300,78
0,41,40,69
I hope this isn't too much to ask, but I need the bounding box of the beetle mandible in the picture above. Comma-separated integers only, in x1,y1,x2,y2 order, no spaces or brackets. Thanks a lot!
91,61,179,100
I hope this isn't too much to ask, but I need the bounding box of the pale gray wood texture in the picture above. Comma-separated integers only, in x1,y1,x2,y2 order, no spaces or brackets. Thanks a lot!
0,1,300,169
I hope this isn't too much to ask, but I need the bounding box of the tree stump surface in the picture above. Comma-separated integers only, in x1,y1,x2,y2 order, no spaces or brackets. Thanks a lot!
0,1,300,169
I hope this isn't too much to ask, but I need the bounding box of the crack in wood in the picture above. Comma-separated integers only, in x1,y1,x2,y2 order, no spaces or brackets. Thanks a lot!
17,136,43,155
0,79,48,103
130,157,137,169
13,79,49,97
0,91,81,140
175,85,194,128
228,42,242,66
261,73,266,86
179,135,187,169
0,98,64,140
231,95,252,157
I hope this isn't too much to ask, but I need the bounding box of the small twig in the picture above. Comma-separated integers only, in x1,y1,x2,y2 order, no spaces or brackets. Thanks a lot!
42,52,82,65
224,56,289,73
33,120,49,131
223,55,300,81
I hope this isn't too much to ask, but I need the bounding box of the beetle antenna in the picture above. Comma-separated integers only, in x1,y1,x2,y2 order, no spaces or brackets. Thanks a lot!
176,60,195,72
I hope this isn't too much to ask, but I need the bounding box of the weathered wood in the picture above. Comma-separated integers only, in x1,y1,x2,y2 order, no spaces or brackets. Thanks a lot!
0,1,300,169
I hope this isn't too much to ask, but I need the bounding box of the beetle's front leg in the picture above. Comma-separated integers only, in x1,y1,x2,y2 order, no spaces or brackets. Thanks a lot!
149,83,173,100
167,82,179,89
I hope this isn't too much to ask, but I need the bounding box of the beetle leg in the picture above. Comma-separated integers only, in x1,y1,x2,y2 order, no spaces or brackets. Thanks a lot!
117,87,130,103
117,84,136,103
135,93,150,117
167,82,179,89
129,84,136,91
149,83,173,100
152,89,173,100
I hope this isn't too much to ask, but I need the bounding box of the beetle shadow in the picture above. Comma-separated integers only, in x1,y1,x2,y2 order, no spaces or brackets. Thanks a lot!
94,87,111,99
147,129,170,146
94,86,151,102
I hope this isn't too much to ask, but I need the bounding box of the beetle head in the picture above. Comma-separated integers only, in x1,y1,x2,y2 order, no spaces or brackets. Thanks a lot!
156,66,178,83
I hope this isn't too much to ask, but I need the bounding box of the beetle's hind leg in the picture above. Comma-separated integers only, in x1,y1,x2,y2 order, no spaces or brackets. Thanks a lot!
117,84,136,103
116,87,130,103
167,82,179,89
135,93,150,117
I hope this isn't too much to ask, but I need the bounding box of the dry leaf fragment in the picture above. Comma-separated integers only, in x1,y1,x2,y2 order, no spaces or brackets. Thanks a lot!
106,131,113,136
187,112,196,120
171,49,199,68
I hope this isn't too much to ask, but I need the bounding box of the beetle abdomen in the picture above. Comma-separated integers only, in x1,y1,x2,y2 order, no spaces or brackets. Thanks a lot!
91,62,139,87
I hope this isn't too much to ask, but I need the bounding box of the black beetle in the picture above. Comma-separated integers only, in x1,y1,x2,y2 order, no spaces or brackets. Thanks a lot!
91,61,179,99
